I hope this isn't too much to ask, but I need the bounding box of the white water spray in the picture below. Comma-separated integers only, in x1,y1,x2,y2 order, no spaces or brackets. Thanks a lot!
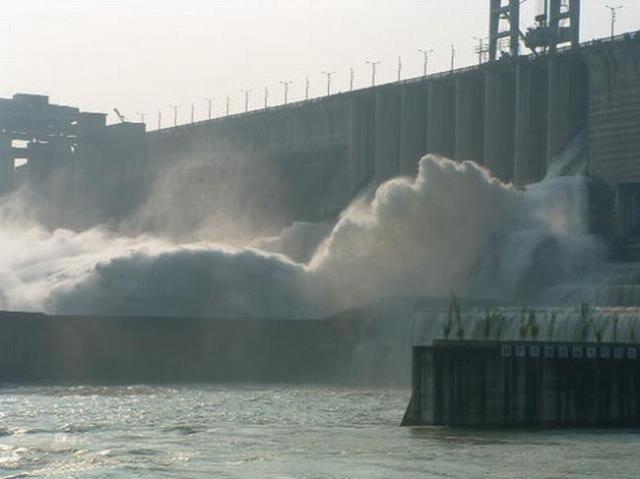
0,155,604,318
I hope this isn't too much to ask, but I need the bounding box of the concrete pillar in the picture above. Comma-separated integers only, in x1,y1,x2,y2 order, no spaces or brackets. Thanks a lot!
347,94,376,191
483,66,516,183
422,81,431,163
547,55,578,160
27,141,54,184
399,84,427,176
52,139,77,228
454,72,484,164
514,60,548,186
310,104,356,221
74,141,104,230
0,135,13,195
427,77,455,159
374,89,401,183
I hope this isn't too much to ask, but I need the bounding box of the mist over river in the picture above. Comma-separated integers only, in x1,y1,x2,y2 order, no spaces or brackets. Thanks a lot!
0,156,603,317
0,384,638,478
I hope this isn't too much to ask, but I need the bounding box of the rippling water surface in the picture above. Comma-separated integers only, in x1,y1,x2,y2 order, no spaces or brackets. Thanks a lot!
0,384,639,478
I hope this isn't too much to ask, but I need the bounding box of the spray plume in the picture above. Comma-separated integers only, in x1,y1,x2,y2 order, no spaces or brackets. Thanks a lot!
0,155,603,318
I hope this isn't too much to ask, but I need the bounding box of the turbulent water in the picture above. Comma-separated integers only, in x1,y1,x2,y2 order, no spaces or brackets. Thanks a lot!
0,156,603,317
0,384,638,479
414,306,640,344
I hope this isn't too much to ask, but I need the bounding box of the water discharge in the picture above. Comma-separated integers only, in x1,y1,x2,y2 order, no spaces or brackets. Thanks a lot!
0,155,604,318
413,305,640,344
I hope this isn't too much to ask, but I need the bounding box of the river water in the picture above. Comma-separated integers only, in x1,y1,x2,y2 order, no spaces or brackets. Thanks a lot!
0,384,638,478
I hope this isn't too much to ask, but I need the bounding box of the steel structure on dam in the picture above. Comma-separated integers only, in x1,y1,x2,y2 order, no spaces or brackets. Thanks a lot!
0,94,148,229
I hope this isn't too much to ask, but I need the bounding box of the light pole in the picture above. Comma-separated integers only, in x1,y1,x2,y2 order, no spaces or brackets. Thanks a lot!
240,89,250,113
450,44,456,71
322,71,335,96
605,4,623,39
169,104,179,127
264,87,269,109
397,57,402,82
226,96,231,116
349,67,355,91
157,110,162,129
365,60,381,87
204,97,214,120
305,77,310,100
190,103,195,123
418,48,433,77
280,80,293,105
473,36,487,65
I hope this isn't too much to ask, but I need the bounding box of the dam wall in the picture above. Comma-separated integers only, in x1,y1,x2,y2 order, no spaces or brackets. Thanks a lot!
142,35,639,228
0,311,412,385
1,35,640,235
144,94,360,225
0,312,341,383
584,37,640,238
2,305,639,386
402,340,640,428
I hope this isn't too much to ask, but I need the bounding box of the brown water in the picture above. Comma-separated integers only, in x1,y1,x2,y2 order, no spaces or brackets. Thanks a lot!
0,384,638,478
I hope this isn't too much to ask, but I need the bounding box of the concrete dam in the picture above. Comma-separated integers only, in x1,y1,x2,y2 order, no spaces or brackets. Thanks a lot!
116,32,640,240
2,1,640,416
2,33,640,240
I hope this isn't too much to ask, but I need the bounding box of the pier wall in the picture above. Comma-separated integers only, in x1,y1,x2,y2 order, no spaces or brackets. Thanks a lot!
0,311,411,385
584,37,640,237
402,341,640,428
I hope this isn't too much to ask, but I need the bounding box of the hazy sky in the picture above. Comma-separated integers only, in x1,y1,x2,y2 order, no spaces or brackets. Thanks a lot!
2,0,638,126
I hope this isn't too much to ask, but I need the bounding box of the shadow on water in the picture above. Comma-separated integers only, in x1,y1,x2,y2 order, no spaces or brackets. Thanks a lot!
407,425,640,446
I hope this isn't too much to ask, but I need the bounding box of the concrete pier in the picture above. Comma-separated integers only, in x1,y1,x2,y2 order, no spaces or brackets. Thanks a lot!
546,55,588,160
454,72,484,164
427,77,455,159
0,311,414,385
514,60,548,185
399,84,427,175
0,135,13,195
483,66,515,183
374,89,401,182
402,340,640,428
348,95,375,193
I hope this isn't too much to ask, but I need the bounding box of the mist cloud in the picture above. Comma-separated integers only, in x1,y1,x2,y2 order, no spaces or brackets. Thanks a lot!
0,155,604,318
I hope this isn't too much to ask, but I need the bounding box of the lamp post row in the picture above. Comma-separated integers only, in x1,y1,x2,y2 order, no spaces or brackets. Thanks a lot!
147,2,630,129
153,31,534,129
145,0,636,129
